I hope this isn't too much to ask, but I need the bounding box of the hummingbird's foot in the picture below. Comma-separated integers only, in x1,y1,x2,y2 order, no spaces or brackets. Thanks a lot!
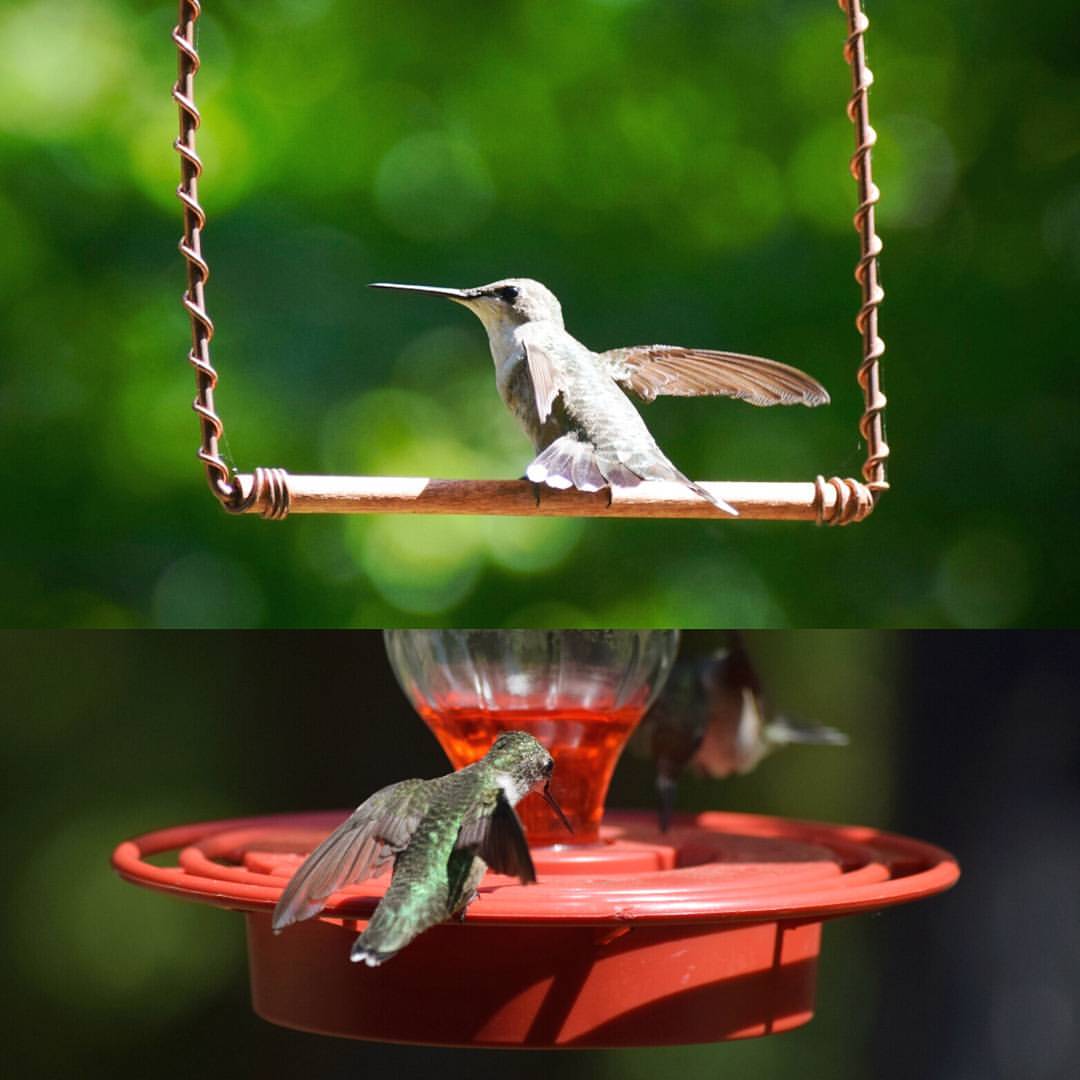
526,479,543,509
605,485,614,509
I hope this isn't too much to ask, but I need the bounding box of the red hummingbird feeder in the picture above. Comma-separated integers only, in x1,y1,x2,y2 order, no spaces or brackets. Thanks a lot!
112,631,959,1048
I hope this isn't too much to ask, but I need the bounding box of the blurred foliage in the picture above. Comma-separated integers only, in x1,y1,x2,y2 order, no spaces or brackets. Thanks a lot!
2,0,1079,627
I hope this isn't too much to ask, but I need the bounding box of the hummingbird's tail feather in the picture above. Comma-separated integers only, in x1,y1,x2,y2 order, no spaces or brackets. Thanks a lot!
602,438,738,514
644,457,738,515
525,434,608,493
526,435,737,514
677,475,739,516
349,938,398,967
765,716,850,747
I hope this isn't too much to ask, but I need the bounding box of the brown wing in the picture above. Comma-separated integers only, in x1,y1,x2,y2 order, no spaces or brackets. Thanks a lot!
271,778,428,931
456,789,536,884
602,345,830,407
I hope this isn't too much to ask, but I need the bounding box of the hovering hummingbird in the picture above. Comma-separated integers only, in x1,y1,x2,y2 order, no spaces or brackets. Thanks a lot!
633,633,849,831
371,278,829,515
272,731,571,966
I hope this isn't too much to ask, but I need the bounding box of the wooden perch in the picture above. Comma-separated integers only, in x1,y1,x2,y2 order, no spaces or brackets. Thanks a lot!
232,472,875,525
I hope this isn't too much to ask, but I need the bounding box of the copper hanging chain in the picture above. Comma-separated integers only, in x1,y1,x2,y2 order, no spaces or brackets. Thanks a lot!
839,0,889,497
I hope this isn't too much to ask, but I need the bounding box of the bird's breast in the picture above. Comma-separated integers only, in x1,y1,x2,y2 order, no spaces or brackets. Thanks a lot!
493,343,526,399
487,322,522,375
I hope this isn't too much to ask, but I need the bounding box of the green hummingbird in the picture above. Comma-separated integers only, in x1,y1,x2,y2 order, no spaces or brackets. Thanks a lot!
272,731,572,965
370,278,829,516
633,632,849,831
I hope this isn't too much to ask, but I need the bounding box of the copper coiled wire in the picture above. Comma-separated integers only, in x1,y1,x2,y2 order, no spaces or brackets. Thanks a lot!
839,0,889,498
173,2,257,511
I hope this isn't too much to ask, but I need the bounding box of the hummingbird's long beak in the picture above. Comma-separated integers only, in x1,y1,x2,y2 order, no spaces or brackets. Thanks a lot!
369,282,472,302
542,782,574,834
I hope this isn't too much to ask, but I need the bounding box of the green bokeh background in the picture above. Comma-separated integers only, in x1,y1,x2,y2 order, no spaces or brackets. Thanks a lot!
2,0,1078,627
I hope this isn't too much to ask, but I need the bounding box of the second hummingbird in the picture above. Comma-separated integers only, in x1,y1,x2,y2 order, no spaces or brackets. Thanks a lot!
272,731,571,965
633,632,849,830
372,278,830,515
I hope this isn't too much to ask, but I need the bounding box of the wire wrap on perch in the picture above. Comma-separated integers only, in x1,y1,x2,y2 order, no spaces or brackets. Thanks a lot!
172,0,887,524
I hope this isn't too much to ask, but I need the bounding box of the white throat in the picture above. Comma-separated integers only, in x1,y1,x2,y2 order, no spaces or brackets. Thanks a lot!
495,772,531,806
465,301,521,369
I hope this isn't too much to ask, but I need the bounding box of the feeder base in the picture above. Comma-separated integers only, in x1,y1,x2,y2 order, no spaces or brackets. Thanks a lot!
247,913,819,1048
112,809,959,1048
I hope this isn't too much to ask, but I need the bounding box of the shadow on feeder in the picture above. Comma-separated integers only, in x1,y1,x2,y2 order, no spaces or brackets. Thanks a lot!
246,908,822,1047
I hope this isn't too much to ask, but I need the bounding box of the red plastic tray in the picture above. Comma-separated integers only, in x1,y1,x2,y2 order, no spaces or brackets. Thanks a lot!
113,810,958,1047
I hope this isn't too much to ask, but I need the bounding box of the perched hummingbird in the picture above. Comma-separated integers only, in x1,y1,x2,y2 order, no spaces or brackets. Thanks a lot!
272,731,571,966
633,633,849,830
371,278,829,515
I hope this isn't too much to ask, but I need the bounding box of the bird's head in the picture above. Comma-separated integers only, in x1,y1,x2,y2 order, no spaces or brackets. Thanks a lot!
484,730,572,832
370,278,564,335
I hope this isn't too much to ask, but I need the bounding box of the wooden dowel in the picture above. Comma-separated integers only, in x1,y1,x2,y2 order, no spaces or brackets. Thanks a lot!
233,473,874,524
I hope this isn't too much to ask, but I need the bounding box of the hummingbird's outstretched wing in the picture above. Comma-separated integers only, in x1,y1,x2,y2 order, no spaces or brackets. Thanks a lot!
456,789,537,885
271,778,429,932
601,346,830,407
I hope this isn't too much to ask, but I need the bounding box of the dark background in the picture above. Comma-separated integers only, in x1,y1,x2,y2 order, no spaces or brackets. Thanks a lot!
7,630,1079,1077
3,0,1079,627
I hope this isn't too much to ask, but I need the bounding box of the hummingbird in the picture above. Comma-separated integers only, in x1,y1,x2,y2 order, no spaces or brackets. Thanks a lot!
633,632,849,830
370,278,830,515
271,731,572,966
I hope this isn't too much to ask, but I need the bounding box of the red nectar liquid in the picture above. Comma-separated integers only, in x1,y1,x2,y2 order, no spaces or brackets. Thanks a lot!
418,702,644,845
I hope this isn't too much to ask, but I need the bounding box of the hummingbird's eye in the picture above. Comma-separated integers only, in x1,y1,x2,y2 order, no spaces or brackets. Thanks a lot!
497,285,519,303
543,758,554,776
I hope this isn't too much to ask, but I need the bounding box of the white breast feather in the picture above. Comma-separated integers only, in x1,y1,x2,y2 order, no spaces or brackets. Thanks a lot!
496,772,528,805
